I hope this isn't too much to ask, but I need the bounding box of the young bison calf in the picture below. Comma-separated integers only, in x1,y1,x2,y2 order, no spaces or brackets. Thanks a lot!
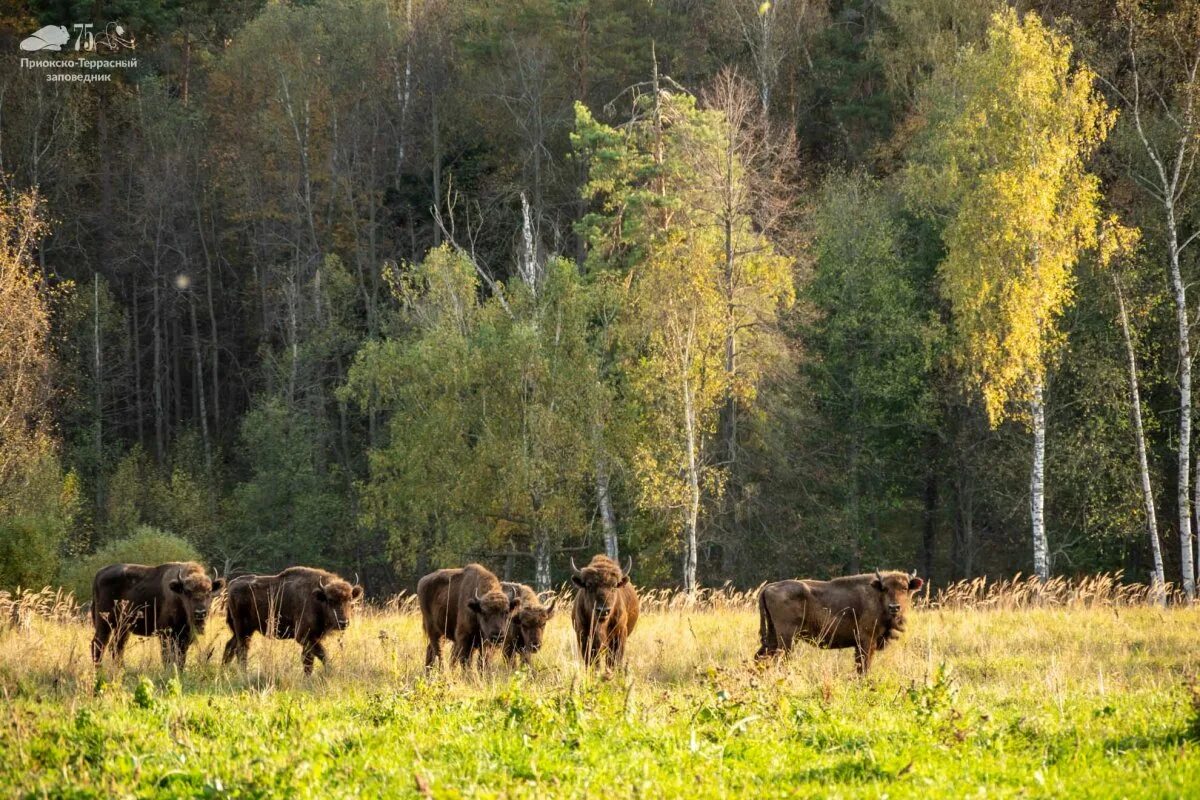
222,567,363,674
756,570,924,673
500,582,556,665
418,564,519,668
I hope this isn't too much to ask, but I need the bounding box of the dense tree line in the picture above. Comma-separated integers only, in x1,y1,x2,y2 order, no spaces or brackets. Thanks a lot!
1,0,1198,597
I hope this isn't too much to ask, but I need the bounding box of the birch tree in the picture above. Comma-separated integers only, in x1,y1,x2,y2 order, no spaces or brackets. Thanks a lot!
904,9,1114,579
1107,1,1200,599
1100,220,1165,598
575,87,792,593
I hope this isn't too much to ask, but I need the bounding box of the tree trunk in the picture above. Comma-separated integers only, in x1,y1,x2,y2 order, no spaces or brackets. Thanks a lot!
682,374,700,594
132,284,144,446
152,270,165,463
596,458,619,561
431,99,442,246
1114,277,1166,601
1030,377,1049,580
534,535,551,593
189,293,211,475
921,439,938,583
93,274,102,513
1167,200,1196,599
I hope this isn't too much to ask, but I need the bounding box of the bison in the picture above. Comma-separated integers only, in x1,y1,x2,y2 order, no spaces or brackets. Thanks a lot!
500,581,557,665
221,567,363,674
91,562,225,668
756,570,924,673
570,555,638,668
417,564,520,668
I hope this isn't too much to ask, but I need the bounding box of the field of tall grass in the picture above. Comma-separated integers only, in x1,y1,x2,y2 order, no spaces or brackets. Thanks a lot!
1,575,1198,798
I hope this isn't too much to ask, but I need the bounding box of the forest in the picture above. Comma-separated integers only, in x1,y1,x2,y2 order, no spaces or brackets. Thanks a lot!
1,0,1199,599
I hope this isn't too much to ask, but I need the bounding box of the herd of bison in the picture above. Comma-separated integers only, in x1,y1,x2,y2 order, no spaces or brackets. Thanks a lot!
87,555,925,676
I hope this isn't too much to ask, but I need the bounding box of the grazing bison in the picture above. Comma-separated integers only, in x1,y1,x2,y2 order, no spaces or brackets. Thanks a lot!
418,564,520,668
91,562,225,668
500,581,557,665
570,555,638,668
221,567,363,674
756,570,924,673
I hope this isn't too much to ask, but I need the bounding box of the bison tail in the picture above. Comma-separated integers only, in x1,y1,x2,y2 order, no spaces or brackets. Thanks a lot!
756,587,779,658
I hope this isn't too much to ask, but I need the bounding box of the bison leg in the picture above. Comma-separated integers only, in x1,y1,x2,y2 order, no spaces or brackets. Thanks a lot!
581,634,606,668
424,638,442,669
175,636,191,669
160,631,189,669
223,634,250,667
854,644,874,675
110,629,131,668
91,615,113,665
301,641,327,675
604,640,622,670
455,634,483,669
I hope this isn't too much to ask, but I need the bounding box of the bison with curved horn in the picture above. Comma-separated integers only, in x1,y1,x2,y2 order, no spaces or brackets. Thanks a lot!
570,554,638,668
221,566,363,674
755,570,924,673
417,564,519,668
91,562,225,669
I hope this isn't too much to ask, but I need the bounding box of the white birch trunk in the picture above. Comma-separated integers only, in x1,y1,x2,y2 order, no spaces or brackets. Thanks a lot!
682,372,700,595
534,535,551,593
595,448,619,560
1114,279,1166,601
1167,200,1196,600
1030,377,1049,580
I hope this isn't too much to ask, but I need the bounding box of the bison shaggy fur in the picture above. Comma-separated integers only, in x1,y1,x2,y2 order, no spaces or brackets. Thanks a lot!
756,570,924,673
500,582,556,665
91,561,225,668
571,555,639,668
221,566,363,674
418,564,519,668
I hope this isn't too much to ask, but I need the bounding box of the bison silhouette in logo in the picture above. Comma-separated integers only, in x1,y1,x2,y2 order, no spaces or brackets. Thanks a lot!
21,25,69,52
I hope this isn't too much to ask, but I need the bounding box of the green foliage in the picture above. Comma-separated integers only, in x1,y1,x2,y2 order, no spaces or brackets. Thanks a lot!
804,172,941,566
0,456,80,592
345,247,601,579
59,526,201,601
904,9,1113,424
227,397,349,573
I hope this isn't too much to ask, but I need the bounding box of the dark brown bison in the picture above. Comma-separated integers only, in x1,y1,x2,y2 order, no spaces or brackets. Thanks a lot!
221,567,363,674
91,562,225,668
756,570,924,673
570,555,639,668
417,564,520,668
500,581,557,665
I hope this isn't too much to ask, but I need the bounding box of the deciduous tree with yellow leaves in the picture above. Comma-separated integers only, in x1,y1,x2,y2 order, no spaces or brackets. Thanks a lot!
904,9,1114,579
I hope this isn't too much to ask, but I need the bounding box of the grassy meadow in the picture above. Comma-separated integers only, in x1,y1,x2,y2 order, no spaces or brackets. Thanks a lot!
1,578,1198,799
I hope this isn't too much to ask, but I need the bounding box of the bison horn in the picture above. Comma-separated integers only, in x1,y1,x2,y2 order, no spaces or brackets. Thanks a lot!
570,557,581,575
875,569,884,583
622,556,633,577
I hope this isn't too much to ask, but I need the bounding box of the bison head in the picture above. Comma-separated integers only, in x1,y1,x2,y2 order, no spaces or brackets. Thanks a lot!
469,589,520,644
871,570,924,627
313,579,364,631
169,568,225,632
513,595,557,654
571,556,630,623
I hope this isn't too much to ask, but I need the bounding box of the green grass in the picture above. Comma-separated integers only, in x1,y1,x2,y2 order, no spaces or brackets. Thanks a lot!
1,599,1198,798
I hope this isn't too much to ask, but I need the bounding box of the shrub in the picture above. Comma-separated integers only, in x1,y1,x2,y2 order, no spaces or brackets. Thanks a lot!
59,526,201,601
0,516,65,592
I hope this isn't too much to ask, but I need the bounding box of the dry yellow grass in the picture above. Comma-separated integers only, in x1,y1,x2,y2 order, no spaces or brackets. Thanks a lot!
1,577,1198,797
